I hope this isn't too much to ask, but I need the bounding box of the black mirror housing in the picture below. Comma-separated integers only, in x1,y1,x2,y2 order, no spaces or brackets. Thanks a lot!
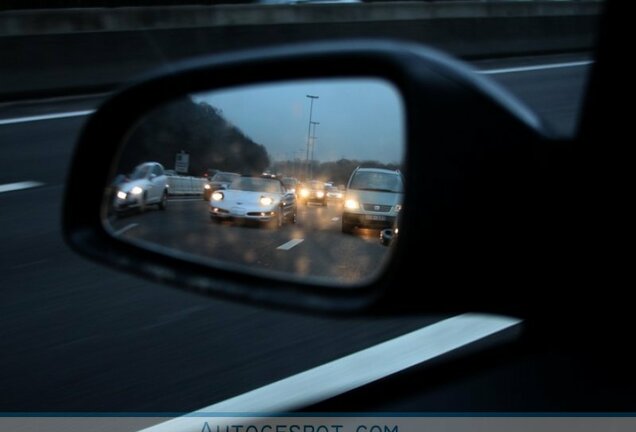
63,40,555,316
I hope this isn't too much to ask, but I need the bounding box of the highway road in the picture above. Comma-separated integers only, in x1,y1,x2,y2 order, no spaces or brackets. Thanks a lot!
0,54,592,412
111,199,390,285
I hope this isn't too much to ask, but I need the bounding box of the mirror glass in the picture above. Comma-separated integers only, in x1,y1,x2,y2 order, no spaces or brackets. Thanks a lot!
103,78,405,286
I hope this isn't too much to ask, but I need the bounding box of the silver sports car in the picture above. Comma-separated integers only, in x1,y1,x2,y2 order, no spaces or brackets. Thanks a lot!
209,176,297,227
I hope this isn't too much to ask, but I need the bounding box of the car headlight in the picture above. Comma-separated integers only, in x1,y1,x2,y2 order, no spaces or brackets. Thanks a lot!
211,191,224,201
116,191,127,200
316,191,325,198
260,196,273,206
345,199,360,210
131,186,143,195
395,204,402,212
204,184,211,190
300,188,309,197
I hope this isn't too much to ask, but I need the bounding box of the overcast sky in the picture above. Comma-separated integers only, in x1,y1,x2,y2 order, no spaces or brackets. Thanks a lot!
195,78,405,164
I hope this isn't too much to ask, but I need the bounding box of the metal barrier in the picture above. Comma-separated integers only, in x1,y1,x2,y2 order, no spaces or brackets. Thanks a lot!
166,175,206,196
0,1,601,100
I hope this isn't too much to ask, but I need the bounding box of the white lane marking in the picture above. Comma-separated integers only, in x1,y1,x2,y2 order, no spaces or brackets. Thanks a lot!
10,259,49,270
276,239,304,250
0,109,94,126
140,313,521,432
481,60,593,75
331,217,340,222
0,61,591,127
114,223,139,236
0,181,44,194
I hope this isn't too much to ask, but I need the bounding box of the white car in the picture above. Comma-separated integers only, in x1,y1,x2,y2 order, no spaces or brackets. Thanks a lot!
209,176,297,227
113,162,169,212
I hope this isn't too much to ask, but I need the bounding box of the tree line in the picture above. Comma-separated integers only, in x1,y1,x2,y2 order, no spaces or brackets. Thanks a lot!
271,158,400,187
119,97,270,177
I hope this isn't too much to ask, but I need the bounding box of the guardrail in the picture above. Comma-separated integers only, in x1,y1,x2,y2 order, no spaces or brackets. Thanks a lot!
0,1,602,101
166,175,206,196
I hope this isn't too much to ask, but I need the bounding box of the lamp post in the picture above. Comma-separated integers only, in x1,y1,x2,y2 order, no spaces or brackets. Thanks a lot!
310,121,319,179
305,95,319,180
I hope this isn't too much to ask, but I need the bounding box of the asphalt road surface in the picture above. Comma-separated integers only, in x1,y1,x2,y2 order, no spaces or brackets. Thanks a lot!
0,54,591,412
111,200,390,285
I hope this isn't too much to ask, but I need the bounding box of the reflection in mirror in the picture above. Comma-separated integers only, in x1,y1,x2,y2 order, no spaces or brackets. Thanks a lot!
104,78,405,286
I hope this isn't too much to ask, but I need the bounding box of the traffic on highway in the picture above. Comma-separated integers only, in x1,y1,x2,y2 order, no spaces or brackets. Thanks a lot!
104,78,405,285
107,168,403,284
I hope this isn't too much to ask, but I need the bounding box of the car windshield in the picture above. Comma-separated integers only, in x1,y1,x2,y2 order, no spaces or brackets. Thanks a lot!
349,171,403,193
231,177,281,193
129,165,150,180
308,181,325,190
282,178,297,188
213,173,238,182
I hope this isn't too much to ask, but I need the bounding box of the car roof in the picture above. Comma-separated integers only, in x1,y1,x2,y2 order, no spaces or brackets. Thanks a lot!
354,167,400,174
135,161,162,169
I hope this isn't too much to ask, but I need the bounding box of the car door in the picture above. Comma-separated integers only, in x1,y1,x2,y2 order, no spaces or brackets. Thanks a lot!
148,164,165,202
279,182,295,218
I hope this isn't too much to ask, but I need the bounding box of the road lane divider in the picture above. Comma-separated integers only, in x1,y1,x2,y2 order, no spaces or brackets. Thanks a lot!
167,175,206,196
0,60,593,127
276,239,304,250
114,223,139,236
139,313,522,432
480,60,593,75
0,110,94,125
169,197,205,202
0,181,44,194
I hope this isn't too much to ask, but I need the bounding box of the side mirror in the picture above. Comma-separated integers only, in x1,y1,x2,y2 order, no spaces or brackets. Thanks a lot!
64,40,553,316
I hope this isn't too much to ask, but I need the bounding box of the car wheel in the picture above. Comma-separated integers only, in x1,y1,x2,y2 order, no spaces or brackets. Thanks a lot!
158,191,167,210
276,209,283,228
267,210,282,229
139,192,147,213
341,220,354,234
380,229,392,246
268,209,283,229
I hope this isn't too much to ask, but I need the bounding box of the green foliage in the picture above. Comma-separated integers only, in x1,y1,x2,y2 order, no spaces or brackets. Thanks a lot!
119,98,270,176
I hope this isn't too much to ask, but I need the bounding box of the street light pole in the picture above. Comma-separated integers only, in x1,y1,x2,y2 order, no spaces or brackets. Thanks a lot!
305,95,319,180
310,121,319,179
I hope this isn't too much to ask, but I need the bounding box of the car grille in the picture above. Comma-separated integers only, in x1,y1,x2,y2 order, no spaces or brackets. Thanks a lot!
247,211,275,216
363,204,392,212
